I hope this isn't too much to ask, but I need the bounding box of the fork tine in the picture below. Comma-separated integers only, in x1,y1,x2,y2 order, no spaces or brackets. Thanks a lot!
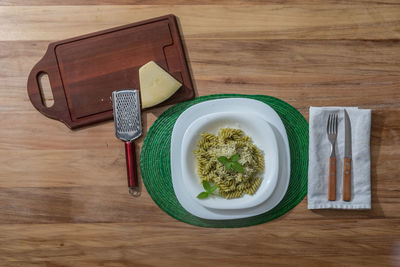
327,114,331,134
335,114,338,133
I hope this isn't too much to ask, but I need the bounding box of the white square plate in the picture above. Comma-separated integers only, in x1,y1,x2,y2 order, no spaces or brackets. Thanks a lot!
170,98,291,220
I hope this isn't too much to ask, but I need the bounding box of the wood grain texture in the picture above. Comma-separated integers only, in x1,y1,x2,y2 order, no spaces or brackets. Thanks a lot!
328,157,337,201
343,157,352,201
0,1,400,266
1,5,400,40
3,0,400,5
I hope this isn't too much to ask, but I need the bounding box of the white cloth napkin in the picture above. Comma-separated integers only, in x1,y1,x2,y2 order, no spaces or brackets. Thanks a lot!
308,107,371,209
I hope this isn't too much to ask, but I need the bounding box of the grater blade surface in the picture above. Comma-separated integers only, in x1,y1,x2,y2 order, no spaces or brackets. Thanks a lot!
112,89,142,142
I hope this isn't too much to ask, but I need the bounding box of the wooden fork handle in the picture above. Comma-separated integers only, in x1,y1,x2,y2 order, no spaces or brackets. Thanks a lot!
343,157,351,201
328,157,336,201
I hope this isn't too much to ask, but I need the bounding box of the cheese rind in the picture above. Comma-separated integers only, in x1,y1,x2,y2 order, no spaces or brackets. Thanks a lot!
139,61,182,108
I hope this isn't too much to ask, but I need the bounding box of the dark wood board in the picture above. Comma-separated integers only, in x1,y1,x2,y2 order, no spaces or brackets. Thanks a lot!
27,14,194,129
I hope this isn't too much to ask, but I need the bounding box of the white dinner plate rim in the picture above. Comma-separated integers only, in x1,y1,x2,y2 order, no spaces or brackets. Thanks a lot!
180,111,280,209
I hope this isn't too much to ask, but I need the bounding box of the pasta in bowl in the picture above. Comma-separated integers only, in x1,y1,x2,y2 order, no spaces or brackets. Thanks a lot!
181,112,279,210
195,128,264,199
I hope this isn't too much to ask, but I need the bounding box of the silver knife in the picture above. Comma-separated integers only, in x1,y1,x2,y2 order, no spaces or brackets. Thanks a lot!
343,109,352,201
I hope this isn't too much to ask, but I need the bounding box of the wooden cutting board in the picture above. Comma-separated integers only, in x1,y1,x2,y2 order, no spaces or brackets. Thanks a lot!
27,14,194,129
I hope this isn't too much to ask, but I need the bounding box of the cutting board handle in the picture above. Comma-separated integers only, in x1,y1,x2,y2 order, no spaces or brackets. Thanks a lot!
27,45,71,127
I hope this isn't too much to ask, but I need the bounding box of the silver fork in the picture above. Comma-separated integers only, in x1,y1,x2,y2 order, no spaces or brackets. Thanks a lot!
327,114,338,201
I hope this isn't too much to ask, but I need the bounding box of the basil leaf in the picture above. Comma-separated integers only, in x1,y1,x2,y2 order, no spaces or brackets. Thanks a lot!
225,162,232,171
230,153,239,162
217,156,229,165
197,192,209,199
209,185,219,193
202,180,211,191
232,162,244,173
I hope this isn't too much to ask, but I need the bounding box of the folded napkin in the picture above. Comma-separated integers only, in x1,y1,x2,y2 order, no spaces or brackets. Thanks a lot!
308,107,371,209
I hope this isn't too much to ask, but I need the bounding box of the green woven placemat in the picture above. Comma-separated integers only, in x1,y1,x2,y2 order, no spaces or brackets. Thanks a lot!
140,94,308,228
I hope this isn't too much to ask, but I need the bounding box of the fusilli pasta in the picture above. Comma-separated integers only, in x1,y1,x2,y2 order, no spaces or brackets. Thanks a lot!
194,128,264,199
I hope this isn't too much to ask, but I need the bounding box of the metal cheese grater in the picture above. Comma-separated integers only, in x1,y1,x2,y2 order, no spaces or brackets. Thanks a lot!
112,89,142,197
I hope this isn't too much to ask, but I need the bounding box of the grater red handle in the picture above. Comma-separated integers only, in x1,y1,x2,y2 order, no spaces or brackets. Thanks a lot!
124,141,140,196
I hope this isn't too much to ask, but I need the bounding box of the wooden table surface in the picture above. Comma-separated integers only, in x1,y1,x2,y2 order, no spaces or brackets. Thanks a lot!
1,1,400,266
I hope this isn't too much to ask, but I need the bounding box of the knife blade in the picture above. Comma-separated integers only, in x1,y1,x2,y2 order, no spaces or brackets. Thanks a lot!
343,109,352,201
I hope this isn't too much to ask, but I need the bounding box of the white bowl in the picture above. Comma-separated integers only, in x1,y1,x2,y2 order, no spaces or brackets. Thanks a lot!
181,112,279,210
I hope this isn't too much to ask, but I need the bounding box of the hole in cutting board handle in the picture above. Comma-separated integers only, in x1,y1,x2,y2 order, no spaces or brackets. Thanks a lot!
38,72,54,108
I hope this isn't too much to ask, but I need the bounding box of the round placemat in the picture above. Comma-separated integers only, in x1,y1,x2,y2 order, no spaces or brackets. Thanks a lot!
140,94,308,228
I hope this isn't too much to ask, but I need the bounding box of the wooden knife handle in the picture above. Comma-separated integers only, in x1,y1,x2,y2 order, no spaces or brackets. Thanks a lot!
328,157,336,201
343,157,352,201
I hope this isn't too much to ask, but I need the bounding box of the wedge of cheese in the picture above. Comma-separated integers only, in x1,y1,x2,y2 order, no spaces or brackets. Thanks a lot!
139,61,182,108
